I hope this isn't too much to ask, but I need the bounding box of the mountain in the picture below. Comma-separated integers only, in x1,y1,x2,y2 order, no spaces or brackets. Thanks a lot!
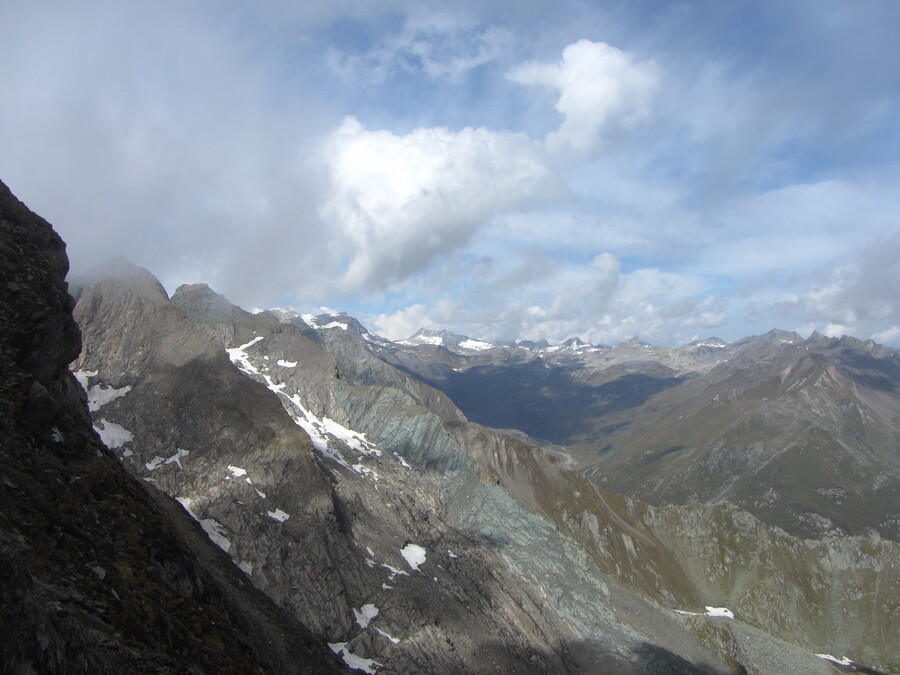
5,176,898,673
73,271,736,673
580,332,900,541
355,326,900,542
75,268,900,672
397,328,496,354
0,180,341,673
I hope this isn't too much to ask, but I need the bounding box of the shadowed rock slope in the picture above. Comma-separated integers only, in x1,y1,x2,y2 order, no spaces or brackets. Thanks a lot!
75,271,738,673
303,315,900,673
69,252,898,672
0,180,341,673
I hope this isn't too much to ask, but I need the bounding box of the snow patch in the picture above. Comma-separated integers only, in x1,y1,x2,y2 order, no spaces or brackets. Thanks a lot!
375,628,400,644
352,463,379,480
280,395,382,477
353,603,379,628
382,564,409,582
94,419,133,449
226,336,264,374
448,550,458,559
815,654,854,667
675,606,734,619
72,369,97,391
165,448,189,469
320,416,381,457
267,508,290,522
328,643,381,674
398,335,444,347
459,338,493,351
238,560,253,576
393,452,411,469
401,543,427,572
85,383,132,412
145,456,166,471
176,497,232,553
277,359,297,368
263,375,286,394
228,465,247,478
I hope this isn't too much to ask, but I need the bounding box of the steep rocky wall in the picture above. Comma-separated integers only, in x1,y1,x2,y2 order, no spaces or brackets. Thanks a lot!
0,180,341,673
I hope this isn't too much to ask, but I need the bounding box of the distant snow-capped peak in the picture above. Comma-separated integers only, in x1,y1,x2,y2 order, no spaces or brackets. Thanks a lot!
397,329,494,353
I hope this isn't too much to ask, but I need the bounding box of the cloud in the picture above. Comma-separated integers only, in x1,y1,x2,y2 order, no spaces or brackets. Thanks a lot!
3,2,898,349
368,249,725,346
508,39,660,159
328,13,513,83
0,1,333,308
767,231,900,345
372,303,433,340
320,115,555,293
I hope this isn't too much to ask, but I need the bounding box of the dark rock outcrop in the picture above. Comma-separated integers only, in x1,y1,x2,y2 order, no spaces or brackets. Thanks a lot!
0,180,341,673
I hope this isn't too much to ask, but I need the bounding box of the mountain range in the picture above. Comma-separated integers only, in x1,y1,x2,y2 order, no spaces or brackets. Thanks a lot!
2,179,898,673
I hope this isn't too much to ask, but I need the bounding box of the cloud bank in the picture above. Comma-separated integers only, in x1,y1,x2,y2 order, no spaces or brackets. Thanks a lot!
2,1,899,347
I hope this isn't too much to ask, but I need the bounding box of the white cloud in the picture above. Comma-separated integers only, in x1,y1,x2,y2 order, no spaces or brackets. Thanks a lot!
508,39,660,159
766,231,900,344
872,326,900,347
372,303,432,340
368,249,725,346
0,1,331,308
320,115,554,293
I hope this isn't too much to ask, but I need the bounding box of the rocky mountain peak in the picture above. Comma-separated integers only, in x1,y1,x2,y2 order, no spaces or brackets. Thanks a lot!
309,311,372,337
73,257,170,303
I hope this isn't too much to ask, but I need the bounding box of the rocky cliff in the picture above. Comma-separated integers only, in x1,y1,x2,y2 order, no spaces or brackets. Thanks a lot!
0,180,341,673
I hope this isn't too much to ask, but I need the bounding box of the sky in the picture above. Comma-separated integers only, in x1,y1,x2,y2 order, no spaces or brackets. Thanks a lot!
2,0,900,346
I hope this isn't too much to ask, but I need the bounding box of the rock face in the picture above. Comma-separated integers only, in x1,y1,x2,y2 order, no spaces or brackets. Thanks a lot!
0,180,341,673
75,273,741,673
298,314,900,674
71,262,900,673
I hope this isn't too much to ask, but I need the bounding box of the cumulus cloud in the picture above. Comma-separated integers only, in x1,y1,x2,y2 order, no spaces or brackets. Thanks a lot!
508,39,660,159
320,115,555,293
3,2,897,348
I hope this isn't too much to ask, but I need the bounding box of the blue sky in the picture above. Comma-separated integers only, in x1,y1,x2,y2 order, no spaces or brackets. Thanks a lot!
2,0,900,345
